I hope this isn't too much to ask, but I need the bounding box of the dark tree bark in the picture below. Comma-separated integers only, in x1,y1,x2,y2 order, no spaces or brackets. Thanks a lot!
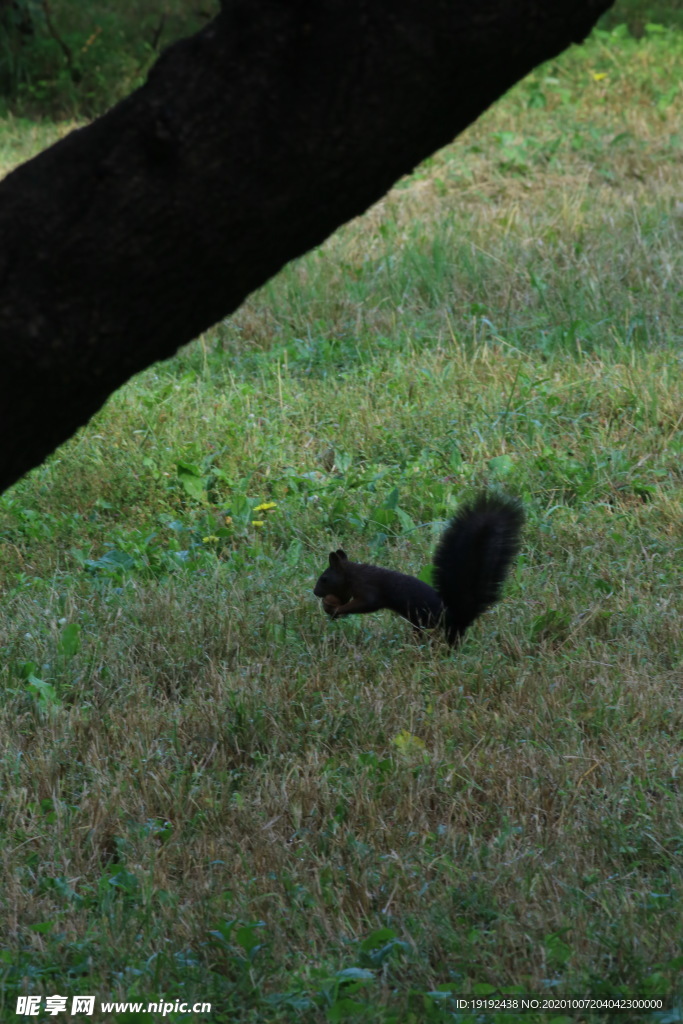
0,0,613,493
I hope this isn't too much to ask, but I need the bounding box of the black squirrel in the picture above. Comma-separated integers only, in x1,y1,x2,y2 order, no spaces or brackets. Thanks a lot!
313,493,523,646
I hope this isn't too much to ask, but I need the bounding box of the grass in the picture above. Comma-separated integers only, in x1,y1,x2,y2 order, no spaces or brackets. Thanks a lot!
1,22,682,1024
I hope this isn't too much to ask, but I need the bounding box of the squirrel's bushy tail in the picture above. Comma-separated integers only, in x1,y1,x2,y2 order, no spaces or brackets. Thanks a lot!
432,494,524,645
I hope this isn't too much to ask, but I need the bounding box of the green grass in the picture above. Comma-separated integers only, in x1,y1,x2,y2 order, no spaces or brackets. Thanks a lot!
1,23,682,1024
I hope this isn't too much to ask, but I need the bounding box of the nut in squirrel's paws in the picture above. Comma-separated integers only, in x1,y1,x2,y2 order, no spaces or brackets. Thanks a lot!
322,594,341,616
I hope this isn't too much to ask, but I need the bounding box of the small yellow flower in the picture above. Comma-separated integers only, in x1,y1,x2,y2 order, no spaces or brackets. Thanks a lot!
202,535,219,544
251,520,265,527
224,516,233,525
392,730,427,754
591,71,607,81
254,501,277,512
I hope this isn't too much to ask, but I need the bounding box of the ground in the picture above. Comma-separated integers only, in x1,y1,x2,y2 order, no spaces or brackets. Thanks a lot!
0,22,681,1023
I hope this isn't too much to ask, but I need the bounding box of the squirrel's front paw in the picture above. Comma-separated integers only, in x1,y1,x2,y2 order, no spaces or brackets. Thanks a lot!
322,594,341,617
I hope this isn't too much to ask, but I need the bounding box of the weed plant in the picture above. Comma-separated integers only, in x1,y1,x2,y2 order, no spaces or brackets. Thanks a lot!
0,23,682,1024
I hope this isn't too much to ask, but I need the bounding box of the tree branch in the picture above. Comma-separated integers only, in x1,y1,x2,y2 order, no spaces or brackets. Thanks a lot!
0,0,613,493
41,0,79,81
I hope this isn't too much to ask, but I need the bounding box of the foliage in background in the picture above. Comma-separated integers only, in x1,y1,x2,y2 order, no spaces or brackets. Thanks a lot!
0,0,219,117
600,0,683,32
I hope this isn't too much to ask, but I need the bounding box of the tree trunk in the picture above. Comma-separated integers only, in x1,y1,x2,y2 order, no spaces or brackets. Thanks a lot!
0,0,613,493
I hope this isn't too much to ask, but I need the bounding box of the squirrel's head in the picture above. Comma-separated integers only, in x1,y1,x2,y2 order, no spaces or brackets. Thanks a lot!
313,548,353,601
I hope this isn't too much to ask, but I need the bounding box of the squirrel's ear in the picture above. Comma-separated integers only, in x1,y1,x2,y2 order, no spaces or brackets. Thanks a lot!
336,548,347,560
